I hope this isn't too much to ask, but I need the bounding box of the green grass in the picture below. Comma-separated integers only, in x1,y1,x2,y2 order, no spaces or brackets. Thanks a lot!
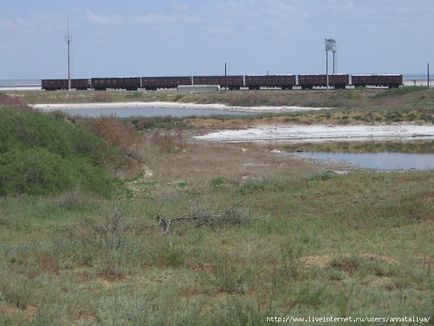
0,93,433,324
0,107,107,160
0,171,432,324
373,86,430,98
0,107,118,197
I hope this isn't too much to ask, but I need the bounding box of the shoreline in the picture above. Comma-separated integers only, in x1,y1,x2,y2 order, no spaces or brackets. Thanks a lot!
30,101,332,113
195,124,434,143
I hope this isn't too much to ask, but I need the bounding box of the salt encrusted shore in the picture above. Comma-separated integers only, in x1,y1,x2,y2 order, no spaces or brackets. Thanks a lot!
31,101,332,113
195,125,434,143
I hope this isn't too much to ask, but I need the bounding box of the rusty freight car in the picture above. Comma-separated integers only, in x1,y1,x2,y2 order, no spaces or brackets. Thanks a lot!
245,75,296,90
351,74,403,88
41,79,69,90
41,79,90,90
298,74,349,89
141,76,192,90
192,76,244,90
71,79,91,90
91,77,140,90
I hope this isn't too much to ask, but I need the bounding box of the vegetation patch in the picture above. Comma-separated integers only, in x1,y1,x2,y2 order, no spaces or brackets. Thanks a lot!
0,90,433,323
373,86,429,98
0,105,119,197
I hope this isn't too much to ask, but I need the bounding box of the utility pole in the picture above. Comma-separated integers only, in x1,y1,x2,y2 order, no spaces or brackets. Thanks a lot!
326,50,329,90
224,62,227,91
66,19,71,90
428,63,430,88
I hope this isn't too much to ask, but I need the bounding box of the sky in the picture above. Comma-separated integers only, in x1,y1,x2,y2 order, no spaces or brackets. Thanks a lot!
0,0,433,79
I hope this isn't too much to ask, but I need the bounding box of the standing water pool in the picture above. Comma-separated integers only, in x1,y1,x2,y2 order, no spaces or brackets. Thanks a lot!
293,152,434,171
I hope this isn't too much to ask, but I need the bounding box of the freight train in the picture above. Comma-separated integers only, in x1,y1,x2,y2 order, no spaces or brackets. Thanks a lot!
41,74,403,91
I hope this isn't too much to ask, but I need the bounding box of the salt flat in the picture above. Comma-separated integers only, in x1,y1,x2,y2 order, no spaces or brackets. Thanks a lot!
31,101,332,113
195,124,434,143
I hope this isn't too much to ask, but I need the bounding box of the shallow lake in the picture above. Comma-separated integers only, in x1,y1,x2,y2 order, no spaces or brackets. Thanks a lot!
50,107,253,118
293,152,434,171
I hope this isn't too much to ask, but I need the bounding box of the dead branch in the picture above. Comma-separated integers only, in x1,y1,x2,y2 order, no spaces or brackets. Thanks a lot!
158,214,222,234
157,200,245,234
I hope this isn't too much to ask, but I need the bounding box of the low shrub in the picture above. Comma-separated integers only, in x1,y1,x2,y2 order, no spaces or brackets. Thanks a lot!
0,107,107,161
200,255,252,294
131,117,187,130
0,93,30,111
0,147,114,197
89,117,137,153
210,176,225,190
92,92,113,102
374,86,428,98
0,107,118,197
151,130,185,153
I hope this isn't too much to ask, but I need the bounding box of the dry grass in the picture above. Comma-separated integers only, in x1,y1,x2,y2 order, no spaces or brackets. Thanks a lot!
87,117,144,179
5,87,434,110
1,90,433,324
0,93,32,111
1,137,433,323
150,130,186,153
92,92,113,102
89,117,137,151
132,135,320,194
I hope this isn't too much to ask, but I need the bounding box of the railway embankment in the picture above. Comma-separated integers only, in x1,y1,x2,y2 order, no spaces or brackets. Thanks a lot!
4,86,433,110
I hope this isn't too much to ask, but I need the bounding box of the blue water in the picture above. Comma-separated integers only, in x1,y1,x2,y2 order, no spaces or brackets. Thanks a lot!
48,107,253,118
294,152,434,171
0,79,40,87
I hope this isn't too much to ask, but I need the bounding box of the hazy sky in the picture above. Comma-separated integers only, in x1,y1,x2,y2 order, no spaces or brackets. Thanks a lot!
1,0,433,79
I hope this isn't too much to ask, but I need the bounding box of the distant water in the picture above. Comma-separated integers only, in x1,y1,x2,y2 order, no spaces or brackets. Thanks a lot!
0,79,40,87
43,107,253,118
403,74,433,81
294,152,434,171
403,74,433,86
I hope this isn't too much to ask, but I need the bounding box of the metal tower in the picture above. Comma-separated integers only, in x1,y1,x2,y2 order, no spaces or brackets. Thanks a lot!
325,39,337,90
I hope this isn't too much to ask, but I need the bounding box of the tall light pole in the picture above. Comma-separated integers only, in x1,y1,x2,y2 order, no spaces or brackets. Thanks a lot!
332,48,337,74
325,50,329,90
325,39,336,90
65,19,72,90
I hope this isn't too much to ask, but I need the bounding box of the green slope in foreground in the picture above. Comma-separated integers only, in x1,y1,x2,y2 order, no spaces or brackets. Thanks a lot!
0,107,116,197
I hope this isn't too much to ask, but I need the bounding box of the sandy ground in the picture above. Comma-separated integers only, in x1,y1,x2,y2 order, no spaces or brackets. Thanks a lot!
195,124,434,143
31,102,332,113
136,141,320,191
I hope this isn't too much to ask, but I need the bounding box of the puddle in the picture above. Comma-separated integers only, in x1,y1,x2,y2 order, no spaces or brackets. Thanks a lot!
293,152,434,171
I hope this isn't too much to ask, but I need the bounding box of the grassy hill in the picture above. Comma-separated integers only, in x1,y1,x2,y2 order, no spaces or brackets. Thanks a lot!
0,104,116,197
